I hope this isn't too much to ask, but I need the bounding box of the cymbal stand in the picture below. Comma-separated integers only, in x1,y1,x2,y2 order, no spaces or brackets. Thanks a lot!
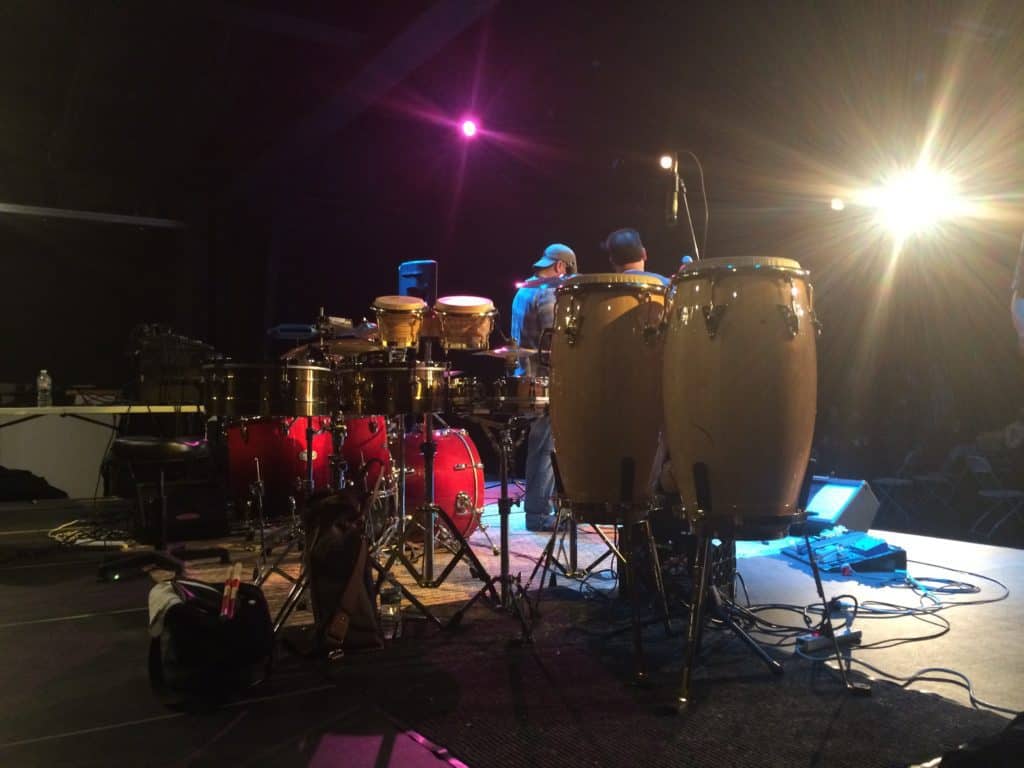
676,462,783,712
250,459,302,588
447,413,533,640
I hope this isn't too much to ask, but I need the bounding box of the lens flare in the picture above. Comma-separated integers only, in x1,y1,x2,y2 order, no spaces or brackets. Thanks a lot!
855,165,968,239
460,119,478,138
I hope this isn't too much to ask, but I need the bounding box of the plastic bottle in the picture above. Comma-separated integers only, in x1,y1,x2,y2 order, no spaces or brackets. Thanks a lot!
378,586,403,641
36,369,52,407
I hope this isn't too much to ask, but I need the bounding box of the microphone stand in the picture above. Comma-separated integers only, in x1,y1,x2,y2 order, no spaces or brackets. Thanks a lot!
676,171,700,262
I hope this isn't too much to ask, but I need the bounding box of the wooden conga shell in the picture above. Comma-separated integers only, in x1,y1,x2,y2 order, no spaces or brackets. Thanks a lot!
662,256,817,539
549,273,666,522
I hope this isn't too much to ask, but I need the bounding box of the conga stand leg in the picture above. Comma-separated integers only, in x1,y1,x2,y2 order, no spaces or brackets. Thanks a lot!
677,463,783,712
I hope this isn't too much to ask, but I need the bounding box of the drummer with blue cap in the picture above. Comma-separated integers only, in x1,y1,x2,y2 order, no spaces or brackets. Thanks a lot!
511,243,577,532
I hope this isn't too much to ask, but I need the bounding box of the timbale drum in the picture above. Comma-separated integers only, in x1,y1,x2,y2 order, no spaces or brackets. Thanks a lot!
661,256,818,540
202,362,335,418
548,273,666,522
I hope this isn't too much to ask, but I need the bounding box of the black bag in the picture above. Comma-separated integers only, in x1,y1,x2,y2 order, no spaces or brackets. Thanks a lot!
148,578,273,702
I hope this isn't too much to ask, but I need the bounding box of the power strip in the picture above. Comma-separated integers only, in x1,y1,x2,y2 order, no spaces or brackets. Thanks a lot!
796,628,862,653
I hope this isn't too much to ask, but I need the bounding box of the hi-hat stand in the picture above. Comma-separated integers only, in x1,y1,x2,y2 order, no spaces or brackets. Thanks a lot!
447,413,534,640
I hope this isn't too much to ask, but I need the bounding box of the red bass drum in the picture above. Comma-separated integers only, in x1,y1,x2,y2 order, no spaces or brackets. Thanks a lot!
403,428,485,538
226,416,391,514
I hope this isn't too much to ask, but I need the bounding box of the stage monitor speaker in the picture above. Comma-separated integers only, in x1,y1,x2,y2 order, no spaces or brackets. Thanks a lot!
398,260,438,304
801,475,879,534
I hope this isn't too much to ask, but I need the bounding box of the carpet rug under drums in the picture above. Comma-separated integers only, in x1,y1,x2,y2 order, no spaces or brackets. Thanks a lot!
354,588,1009,768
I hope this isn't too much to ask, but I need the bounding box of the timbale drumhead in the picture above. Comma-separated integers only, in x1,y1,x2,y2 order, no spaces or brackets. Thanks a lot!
663,256,817,539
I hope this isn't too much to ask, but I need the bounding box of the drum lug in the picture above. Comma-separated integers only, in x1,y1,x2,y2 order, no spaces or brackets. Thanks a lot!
565,299,583,345
777,304,800,338
811,310,823,336
455,491,473,516
701,304,728,338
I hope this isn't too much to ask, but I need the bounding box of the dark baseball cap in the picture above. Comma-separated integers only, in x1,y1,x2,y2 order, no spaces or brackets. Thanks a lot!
603,228,645,265
532,243,577,274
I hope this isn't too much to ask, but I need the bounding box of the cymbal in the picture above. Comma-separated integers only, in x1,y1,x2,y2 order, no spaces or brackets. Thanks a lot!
473,345,538,360
443,369,465,378
282,337,382,360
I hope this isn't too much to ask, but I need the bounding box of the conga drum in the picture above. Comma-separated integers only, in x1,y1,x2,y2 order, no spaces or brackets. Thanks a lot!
549,273,666,522
372,295,428,348
661,256,818,539
434,296,497,350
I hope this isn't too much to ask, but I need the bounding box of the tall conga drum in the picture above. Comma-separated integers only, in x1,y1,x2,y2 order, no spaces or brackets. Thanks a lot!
549,273,666,522
662,256,818,539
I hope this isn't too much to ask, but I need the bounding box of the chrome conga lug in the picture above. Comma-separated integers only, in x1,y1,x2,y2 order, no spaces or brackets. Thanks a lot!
777,304,800,338
701,304,728,338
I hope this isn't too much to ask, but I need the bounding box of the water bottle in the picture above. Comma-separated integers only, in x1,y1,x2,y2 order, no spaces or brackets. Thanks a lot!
378,586,403,641
36,369,52,407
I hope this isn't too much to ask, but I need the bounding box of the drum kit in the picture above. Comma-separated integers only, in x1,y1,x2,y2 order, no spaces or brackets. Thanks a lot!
202,294,546,638
199,254,824,692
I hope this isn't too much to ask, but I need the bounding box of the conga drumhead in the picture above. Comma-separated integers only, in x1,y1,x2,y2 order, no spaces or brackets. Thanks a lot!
372,295,428,313
662,257,816,539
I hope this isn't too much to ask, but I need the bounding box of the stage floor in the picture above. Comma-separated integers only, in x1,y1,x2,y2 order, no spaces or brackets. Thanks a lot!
0,492,1021,766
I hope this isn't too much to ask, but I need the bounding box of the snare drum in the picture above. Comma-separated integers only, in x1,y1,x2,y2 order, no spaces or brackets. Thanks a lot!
662,256,818,540
434,295,497,350
549,273,666,523
372,295,428,348
491,375,549,415
402,428,485,539
203,362,335,418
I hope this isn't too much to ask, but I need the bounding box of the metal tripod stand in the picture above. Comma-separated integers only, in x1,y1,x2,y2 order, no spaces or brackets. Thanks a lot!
447,413,534,640
676,462,785,711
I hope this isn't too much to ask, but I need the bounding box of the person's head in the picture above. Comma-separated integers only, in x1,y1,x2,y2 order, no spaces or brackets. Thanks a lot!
603,228,646,272
532,243,577,278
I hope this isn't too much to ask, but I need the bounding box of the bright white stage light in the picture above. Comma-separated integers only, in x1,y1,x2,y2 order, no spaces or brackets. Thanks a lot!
856,166,966,239
659,154,675,170
830,198,846,211
460,119,478,138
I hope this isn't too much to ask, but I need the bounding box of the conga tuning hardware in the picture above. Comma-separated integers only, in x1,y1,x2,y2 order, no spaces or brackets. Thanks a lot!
701,304,728,338
777,304,800,338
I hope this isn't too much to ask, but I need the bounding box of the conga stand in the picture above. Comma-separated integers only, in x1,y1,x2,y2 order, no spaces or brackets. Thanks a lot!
448,412,533,640
676,462,784,712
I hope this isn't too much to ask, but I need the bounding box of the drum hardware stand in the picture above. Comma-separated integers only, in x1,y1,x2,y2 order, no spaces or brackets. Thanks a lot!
249,459,303,588
676,462,784,712
373,408,497,597
447,413,534,641
528,453,670,681
796,458,872,697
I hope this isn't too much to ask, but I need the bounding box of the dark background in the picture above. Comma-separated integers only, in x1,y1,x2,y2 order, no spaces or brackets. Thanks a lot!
2,0,1023,480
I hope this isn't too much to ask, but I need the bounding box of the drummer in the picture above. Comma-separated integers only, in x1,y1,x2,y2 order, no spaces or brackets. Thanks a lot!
511,243,578,532
602,227,669,285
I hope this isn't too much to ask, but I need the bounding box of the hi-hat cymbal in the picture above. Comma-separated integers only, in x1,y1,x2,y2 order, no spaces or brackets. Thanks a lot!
473,345,538,359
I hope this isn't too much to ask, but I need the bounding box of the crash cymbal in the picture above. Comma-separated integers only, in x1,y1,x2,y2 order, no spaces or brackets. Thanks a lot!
472,345,538,359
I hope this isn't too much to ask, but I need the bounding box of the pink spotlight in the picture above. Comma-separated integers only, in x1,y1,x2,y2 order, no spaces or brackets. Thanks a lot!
460,119,478,138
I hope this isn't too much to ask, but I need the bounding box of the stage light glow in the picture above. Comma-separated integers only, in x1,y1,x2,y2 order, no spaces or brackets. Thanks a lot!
659,154,675,170
830,198,846,211
460,119,478,138
854,165,968,239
